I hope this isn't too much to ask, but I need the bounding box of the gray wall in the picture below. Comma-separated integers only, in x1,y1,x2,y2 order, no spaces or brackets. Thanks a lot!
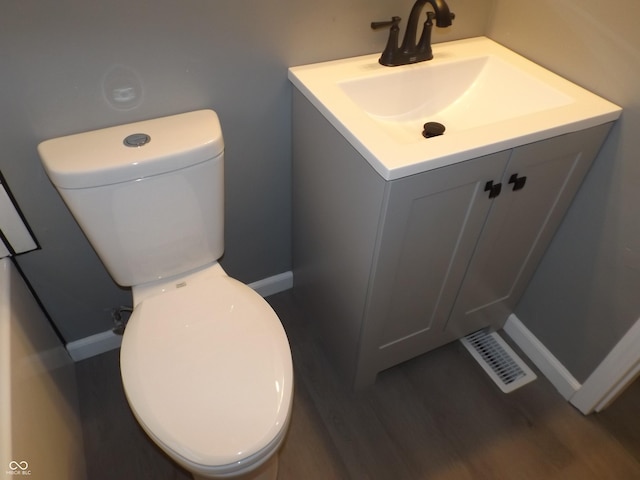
487,0,640,382
1,0,491,342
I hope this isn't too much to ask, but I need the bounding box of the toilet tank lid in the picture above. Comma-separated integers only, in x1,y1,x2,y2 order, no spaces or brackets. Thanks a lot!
37,110,224,189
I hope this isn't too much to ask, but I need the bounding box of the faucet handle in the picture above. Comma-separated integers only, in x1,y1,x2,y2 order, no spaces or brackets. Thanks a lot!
371,16,402,66
371,16,401,30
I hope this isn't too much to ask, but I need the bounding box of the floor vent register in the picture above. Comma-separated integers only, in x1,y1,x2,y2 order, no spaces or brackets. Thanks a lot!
460,329,537,393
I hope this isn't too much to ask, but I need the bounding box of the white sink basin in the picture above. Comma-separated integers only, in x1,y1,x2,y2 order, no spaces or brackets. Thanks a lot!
339,55,572,138
289,37,621,180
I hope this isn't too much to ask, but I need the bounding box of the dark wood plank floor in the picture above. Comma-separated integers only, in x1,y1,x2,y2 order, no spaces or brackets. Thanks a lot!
76,290,640,479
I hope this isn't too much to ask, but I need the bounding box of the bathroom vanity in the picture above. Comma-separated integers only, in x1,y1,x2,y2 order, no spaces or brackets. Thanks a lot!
289,37,621,388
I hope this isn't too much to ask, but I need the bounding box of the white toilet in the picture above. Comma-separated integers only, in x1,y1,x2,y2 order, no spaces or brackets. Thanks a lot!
37,110,294,480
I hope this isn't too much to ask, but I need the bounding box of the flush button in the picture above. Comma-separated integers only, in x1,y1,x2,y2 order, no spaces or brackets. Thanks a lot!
123,133,151,147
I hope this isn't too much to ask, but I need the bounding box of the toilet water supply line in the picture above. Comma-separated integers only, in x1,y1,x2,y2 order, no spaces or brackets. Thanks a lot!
112,306,134,335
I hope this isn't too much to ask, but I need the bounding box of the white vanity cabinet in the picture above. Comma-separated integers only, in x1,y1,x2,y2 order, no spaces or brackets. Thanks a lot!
292,90,612,388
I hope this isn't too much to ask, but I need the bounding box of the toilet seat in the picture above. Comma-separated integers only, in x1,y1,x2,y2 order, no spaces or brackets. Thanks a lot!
120,269,293,474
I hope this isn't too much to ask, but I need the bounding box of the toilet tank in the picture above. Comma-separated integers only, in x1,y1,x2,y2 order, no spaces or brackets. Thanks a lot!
38,110,225,287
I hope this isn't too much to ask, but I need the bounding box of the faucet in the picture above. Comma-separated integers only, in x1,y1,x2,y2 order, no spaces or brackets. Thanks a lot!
371,0,455,67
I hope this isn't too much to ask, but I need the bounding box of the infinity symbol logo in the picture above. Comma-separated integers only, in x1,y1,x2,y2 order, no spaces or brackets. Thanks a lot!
8,461,29,471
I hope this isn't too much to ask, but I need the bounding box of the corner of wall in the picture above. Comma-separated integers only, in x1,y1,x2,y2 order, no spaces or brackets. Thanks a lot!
503,313,581,399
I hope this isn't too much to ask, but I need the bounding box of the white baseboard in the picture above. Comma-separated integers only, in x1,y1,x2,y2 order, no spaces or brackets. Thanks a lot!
66,330,123,362
249,270,293,297
503,314,582,399
66,270,293,362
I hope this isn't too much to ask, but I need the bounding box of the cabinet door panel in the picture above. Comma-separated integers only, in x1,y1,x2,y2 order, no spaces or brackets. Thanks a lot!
377,185,486,346
357,152,509,380
446,126,611,337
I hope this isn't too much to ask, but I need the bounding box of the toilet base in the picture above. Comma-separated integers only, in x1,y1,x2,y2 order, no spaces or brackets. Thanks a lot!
192,454,278,480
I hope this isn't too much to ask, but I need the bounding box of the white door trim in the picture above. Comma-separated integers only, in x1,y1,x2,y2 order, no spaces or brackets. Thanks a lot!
569,317,640,414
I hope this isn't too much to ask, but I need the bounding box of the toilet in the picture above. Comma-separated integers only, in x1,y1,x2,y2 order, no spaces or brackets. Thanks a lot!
37,110,294,480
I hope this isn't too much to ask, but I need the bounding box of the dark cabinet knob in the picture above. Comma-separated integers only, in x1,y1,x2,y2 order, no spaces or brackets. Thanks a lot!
484,180,502,199
508,173,527,191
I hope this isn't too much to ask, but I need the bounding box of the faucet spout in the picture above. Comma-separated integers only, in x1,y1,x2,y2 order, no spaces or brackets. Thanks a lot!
401,0,453,53
428,0,454,27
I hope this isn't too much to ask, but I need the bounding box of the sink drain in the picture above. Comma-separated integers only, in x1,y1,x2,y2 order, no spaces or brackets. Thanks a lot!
422,121,445,138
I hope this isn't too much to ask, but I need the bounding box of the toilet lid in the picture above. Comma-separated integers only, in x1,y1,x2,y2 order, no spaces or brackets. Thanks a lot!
120,273,293,468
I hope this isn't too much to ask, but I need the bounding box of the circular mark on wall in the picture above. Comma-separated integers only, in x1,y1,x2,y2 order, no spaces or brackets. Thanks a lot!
102,65,144,110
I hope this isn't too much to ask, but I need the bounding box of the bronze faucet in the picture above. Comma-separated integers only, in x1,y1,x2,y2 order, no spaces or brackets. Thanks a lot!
371,0,455,67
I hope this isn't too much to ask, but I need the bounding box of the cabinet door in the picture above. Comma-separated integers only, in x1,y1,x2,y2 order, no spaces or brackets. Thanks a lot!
355,151,509,384
445,126,611,338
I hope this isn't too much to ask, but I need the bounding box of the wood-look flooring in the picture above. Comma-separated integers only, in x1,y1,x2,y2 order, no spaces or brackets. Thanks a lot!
76,290,640,479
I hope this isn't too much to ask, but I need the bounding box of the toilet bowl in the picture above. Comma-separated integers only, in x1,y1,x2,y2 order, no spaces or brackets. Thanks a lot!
122,263,293,479
37,110,294,480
